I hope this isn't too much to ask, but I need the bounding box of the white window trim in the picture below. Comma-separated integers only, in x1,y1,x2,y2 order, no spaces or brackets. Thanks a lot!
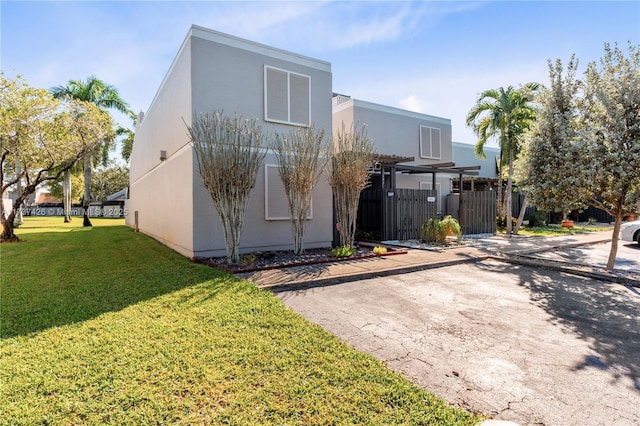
264,164,313,220
419,125,442,159
264,65,311,127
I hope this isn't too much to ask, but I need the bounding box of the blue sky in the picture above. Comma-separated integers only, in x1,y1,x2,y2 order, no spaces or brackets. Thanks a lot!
2,1,639,149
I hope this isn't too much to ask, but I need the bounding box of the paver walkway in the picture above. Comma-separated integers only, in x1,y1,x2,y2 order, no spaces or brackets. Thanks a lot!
237,230,637,290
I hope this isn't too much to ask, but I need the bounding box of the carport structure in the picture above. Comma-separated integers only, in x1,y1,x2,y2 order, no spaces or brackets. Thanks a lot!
358,155,494,240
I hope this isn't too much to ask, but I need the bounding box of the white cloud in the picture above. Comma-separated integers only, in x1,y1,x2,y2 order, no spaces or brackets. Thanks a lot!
320,3,422,50
187,1,458,52
398,95,431,114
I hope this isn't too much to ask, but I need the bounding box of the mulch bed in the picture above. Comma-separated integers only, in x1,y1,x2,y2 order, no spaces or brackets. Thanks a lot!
194,243,406,273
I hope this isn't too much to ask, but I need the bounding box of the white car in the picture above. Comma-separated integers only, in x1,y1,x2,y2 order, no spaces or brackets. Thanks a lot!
620,219,640,244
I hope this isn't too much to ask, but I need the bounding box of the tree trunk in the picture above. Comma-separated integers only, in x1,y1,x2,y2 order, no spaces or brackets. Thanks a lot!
0,208,18,242
1,191,31,242
514,193,528,234
230,204,244,264
334,186,359,248
63,169,72,222
496,157,504,227
606,209,624,271
292,218,305,255
14,160,24,227
505,145,514,236
82,153,93,227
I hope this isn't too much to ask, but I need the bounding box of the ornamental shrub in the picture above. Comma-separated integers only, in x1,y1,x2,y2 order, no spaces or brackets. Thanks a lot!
331,245,355,258
421,215,461,243
372,246,387,255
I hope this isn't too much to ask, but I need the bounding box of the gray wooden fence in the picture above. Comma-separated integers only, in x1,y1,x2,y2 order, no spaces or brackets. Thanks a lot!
356,188,438,241
392,188,438,240
459,191,496,234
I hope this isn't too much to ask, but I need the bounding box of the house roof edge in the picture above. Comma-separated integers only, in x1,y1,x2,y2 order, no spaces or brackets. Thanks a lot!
341,98,451,126
190,25,331,72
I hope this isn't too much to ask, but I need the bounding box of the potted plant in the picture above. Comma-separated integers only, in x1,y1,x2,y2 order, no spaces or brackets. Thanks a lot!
561,218,574,228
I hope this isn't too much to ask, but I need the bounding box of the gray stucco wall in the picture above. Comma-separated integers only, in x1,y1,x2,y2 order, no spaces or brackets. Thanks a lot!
332,98,454,214
452,142,499,178
333,99,453,166
189,28,333,257
129,26,334,258
126,35,195,257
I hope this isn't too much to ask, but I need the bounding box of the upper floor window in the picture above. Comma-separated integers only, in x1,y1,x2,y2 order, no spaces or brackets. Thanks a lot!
419,125,441,159
264,66,310,126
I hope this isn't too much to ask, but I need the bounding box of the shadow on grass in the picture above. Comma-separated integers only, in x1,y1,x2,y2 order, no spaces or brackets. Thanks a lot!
1,225,234,339
475,261,640,392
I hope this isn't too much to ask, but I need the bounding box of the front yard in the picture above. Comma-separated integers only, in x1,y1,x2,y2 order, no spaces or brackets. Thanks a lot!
0,217,482,425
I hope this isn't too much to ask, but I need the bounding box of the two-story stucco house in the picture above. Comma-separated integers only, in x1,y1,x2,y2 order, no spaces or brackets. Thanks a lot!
332,95,455,216
126,25,333,258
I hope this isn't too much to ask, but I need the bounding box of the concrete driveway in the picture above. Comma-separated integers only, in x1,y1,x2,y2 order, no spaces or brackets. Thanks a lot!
276,260,640,425
531,240,640,272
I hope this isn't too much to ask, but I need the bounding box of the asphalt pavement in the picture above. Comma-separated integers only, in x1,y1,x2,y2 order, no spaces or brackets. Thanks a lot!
237,230,640,425
275,260,640,425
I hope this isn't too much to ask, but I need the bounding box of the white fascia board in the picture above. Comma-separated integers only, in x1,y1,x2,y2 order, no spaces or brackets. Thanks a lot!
352,98,451,126
190,25,331,73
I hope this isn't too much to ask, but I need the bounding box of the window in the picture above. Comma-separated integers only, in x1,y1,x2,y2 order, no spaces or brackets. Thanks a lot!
264,164,313,220
264,66,310,126
419,125,441,159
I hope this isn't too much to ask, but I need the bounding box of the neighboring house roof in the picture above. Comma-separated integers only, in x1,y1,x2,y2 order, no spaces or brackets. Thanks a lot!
106,188,127,201
36,192,61,204
333,95,451,126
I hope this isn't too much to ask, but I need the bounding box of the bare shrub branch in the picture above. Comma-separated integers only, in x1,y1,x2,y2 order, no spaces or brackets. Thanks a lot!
328,122,376,248
271,125,328,255
187,111,266,263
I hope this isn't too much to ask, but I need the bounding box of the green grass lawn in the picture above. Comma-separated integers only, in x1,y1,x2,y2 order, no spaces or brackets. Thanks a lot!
502,224,611,237
1,217,483,425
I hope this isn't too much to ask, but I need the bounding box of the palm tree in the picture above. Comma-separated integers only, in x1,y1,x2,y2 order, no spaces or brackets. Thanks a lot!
118,111,139,163
51,76,132,226
466,83,539,235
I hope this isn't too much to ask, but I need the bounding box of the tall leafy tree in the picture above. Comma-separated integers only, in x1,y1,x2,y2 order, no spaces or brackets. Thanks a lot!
522,43,639,271
466,83,539,235
582,43,640,270
117,110,138,163
48,172,84,204
521,57,590,219
0,74,113,241
50,76,132,226
118,126,136,163
91,162,130,201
